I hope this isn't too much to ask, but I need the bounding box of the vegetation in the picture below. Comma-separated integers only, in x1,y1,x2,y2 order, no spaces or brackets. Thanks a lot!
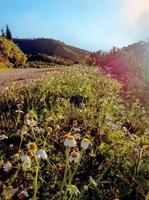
1,25,13,40
14,38,89,63
0,36,27,68
28,53,74,68
90,42,149,106
0,66,148,200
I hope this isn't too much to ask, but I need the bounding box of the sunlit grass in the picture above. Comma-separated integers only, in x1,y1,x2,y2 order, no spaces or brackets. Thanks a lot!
0,66,148,200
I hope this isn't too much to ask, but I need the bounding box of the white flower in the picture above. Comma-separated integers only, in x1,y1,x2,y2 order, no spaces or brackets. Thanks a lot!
37,150,48,160
26,119,38,126
3,161,13,172
20,155,31,164
18,190,29,199
64,134,76,147
69,150,80,163
20,155,31,170
67,185,80,196
81,138,91,150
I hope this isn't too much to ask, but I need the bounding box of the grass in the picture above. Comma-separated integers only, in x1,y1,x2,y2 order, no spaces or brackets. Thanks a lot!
0,66,148,200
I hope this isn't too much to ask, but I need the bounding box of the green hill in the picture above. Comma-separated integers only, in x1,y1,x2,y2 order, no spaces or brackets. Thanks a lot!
0,36,27,68
14,38,89,63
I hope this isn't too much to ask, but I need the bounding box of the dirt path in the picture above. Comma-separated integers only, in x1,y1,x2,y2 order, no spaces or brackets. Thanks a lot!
0,68,65,92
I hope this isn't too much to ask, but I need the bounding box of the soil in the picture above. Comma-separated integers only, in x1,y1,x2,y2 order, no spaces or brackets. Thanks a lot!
0,68,66,92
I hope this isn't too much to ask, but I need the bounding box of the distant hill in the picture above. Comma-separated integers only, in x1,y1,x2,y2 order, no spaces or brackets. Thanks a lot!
14,38,89,62
0,36,27,68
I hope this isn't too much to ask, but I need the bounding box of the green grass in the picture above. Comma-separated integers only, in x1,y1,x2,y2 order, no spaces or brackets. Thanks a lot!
0,66,148,200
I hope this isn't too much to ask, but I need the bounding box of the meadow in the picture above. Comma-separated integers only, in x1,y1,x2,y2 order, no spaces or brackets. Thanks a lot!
0,66,148,200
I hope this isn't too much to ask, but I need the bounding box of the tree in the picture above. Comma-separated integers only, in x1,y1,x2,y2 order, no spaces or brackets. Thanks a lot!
6,25,12,40
1,28,5,37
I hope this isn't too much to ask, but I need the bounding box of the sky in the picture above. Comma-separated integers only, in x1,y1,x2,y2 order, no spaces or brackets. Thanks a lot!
0,0,149,51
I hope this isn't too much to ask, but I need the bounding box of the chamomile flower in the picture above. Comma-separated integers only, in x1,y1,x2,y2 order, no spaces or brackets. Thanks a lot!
81,138,91,150
3,161,13,172
26,119,38,127
67,184,80,196
20,155,31,170
20,155,31,163
37,150,48,160
69,150,80,163
27,142,37,152
64,134,76,147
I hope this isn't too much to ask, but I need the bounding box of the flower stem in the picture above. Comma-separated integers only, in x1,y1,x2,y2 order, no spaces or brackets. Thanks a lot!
60,147,70,197
33,157,39,200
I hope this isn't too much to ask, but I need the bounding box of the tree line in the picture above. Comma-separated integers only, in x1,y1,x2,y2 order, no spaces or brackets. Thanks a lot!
1,25,12,40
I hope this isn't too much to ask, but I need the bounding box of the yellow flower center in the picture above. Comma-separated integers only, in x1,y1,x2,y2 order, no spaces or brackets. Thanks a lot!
67,134,75,140
46,127,53,133
28,143,37,151
82,138,90,143
71,150,77,158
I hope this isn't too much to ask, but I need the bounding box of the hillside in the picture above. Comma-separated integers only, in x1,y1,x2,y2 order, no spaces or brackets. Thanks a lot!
0,36,27,68
92,41,149,105
14,38,89,62
0,66,148,200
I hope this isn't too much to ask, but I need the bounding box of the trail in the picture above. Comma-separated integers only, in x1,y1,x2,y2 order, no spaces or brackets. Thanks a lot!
0,67,66,92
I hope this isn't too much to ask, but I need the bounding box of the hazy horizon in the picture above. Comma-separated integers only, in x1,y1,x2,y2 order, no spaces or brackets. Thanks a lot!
1,0,149,51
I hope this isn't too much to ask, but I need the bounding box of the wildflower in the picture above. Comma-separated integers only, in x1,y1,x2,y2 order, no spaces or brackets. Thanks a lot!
46,127,53,134
27,142,37,152
123,126,129,132
89,176,97,187
37,150,48,160
3,161,13,172
18,190,29,199
26,119,38,127
81,138,91,150
69,150,80,163
67,185,80,196
20,155,31,170
64,134,76,147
